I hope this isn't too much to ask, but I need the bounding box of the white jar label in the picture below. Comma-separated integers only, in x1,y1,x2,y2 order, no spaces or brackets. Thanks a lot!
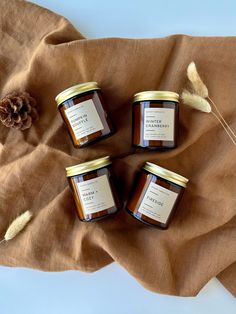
76,175,115,215
138,182,178,223
143,108,175,141
65,99,104,139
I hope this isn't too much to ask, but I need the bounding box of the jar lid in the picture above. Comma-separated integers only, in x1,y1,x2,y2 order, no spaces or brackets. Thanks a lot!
66,156,111,177
55,82,100,106
133,91,179,103
143,162,188,188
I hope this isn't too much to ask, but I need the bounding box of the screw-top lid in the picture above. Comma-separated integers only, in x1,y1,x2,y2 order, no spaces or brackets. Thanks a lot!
55,82,100,106
133,91,179,103
66,156,111,177
143,162,188,188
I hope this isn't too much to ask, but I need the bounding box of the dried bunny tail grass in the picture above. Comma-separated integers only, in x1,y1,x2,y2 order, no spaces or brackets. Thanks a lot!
184,61,236,146
181,91,236,146
187,62,209,98
181,90,211,113
0,210,33,244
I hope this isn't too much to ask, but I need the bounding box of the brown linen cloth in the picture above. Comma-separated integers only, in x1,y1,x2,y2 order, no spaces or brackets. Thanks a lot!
0,0,235,297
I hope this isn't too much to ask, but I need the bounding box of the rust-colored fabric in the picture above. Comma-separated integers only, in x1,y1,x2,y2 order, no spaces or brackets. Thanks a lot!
0,0,235,297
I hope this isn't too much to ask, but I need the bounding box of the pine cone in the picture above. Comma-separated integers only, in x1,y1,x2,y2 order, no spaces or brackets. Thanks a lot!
0,92,38,130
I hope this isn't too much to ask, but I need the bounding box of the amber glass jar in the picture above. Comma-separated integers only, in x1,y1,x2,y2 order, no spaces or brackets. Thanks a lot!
126,162,188,229
56,82,114,148
66,156,121,222
132,91,179,149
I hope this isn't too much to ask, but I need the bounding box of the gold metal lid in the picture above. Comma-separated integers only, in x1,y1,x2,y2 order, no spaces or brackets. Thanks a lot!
143,162,188,188
66,156,111,177
55,82,100,106
133,91,179,103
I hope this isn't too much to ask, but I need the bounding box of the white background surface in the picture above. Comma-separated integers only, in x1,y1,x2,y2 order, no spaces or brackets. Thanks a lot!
0,0,236,313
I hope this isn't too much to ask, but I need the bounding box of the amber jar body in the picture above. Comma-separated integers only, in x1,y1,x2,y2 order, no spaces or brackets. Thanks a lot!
68,166,121,222
132,100,179,149
58,90,114,148
126,169,185,229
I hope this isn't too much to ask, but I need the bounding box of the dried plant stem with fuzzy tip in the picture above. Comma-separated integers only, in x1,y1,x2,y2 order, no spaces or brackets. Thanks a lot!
0,210,33,244
182,91,211,113
184,61,236,147
182,91,236,146
187,62,209,98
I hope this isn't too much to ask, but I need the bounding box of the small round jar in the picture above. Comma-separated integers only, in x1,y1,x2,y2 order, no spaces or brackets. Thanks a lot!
132,91,179,149
126,162,188,229
56,82,114,148
66,156,121,222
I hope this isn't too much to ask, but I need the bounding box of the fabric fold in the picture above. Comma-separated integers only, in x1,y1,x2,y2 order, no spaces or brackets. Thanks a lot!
0,0,235,297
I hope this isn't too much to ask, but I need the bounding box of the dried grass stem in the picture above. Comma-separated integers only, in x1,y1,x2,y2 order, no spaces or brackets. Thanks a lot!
208,96,236,141
0,210,33,245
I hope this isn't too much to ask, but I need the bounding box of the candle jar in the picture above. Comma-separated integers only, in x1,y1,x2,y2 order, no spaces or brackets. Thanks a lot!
56,82,114,148
132,91,179,149
126,162,188,229
66,156,121,222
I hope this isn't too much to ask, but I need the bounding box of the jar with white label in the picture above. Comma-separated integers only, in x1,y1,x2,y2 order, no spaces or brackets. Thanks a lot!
66,156,121,222
126,162,188,229
56,82,114,148
132,91,179,149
